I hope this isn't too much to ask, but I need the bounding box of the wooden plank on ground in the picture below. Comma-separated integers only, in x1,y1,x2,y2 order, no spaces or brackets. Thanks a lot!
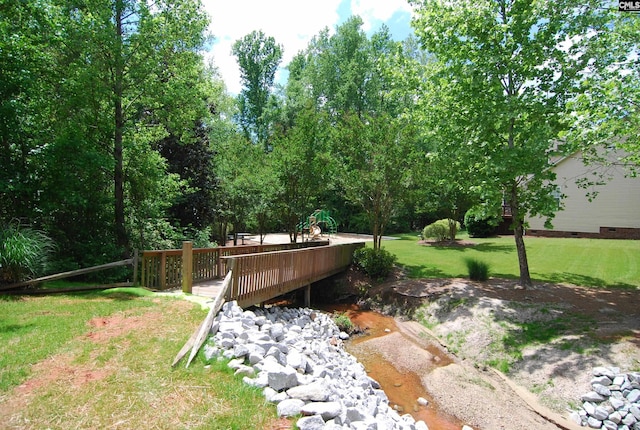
184,270,233,368
171,326,200,367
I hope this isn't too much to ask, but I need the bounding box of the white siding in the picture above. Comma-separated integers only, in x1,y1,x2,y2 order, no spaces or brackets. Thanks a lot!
528,153,640,233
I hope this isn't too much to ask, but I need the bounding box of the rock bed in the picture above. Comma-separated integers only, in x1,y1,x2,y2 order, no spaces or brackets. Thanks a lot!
203,301,458,430
571,366,640,429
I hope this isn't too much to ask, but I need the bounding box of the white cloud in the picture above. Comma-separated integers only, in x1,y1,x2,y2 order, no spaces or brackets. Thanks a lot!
201,0,413,95
350,0,413,31
203,0,343,95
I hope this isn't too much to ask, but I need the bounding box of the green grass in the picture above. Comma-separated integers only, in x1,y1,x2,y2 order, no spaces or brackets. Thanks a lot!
0,291,282,429
383,233,640,288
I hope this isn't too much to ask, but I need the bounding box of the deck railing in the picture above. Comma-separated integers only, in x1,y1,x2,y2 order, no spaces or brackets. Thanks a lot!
140,241,329,290
222,242,364,308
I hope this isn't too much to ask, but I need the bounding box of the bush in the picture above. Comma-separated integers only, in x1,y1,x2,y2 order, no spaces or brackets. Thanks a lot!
353,247,397,279
0,222,55,284
464,258,490,281
464,210,500,238
332,312,355,334
421,219,460,242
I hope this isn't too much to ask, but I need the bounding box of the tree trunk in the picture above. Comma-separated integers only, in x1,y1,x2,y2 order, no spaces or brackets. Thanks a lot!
114,0,128,256
371,208,380,250
510,184,532,288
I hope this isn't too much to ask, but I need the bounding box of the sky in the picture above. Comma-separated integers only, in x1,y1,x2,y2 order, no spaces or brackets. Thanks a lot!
201,0,415,95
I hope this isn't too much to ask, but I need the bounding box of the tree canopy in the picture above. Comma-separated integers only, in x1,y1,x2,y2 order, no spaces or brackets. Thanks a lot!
410,0,617,287
1,1,633,282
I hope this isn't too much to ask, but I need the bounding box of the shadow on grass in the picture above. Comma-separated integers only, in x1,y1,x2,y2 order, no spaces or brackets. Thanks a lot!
401,264,448,278
470,242,515,254
426,241,514,254
543,272,637,290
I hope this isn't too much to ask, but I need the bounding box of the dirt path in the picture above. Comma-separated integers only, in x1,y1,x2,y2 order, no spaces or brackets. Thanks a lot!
360,277,640,430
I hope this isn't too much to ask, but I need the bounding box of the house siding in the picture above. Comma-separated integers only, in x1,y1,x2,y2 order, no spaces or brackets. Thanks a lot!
527,152,640,239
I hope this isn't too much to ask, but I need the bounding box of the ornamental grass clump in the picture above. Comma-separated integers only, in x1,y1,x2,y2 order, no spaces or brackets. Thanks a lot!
0,221,55,284
464,257,490,281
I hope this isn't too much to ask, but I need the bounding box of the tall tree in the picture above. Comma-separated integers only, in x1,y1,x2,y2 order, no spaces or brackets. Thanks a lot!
283,17,422,246
297,16,383,119
564,9,639,170
53,0,211,257
232,30,283,150
270,105,332,243
0,0,58,222
334,112,416,249
411,0,610,287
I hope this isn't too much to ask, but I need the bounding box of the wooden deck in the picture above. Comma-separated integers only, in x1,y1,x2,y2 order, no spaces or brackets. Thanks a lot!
191,278,225,299
224,243,362,308
143,239,365,308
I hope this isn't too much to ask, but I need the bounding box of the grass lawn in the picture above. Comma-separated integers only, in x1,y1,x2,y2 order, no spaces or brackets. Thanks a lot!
382,233,640,289
0,289,281,429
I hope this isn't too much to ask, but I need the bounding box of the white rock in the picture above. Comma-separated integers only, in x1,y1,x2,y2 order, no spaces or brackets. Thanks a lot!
233,364,255,377
627,389,640,403
287,382,331,401
582,391,606,402
593,367,616,379
277,398,305,417
301,401,342,420
296,414,326,430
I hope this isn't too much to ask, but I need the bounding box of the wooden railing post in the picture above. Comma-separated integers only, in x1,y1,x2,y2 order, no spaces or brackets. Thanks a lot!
182,241,193,293
132,249,139,285
228,258,237,301
160,251,167,290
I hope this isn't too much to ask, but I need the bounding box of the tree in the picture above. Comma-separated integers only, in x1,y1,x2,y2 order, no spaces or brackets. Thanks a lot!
334,112,416,249
270,105,332,243
284,17,421,246
564,9,639,170
411,0,609,287
232,30,283,150
0,0,58,222
296,16,383,119
214,133,265,245
53,0,211,257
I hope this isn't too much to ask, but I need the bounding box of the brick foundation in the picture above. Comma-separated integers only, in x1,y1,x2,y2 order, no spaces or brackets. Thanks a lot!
526,227,640,239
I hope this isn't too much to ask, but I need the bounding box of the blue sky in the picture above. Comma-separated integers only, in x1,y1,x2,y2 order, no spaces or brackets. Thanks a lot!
201,0,415,95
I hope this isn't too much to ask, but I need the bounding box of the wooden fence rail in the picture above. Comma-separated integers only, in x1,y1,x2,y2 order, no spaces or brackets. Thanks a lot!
140,241,329,290
222,242,364,308
0,255,137,291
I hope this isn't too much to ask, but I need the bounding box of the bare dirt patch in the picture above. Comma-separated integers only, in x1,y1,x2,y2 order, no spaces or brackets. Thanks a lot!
360,277,640,429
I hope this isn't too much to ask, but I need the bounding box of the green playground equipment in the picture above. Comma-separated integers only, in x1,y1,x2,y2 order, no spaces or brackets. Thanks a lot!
298,209,338,240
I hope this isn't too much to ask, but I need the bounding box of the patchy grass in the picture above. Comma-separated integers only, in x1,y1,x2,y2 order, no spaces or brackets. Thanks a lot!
382,233,640,288
0,291,284,429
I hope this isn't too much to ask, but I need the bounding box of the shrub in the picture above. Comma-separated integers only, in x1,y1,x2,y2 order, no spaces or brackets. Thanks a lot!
353,247,397,279
421,219,460,242
464,210,500,238
0,222,55,284
464,258,490,281
332,312,355,334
